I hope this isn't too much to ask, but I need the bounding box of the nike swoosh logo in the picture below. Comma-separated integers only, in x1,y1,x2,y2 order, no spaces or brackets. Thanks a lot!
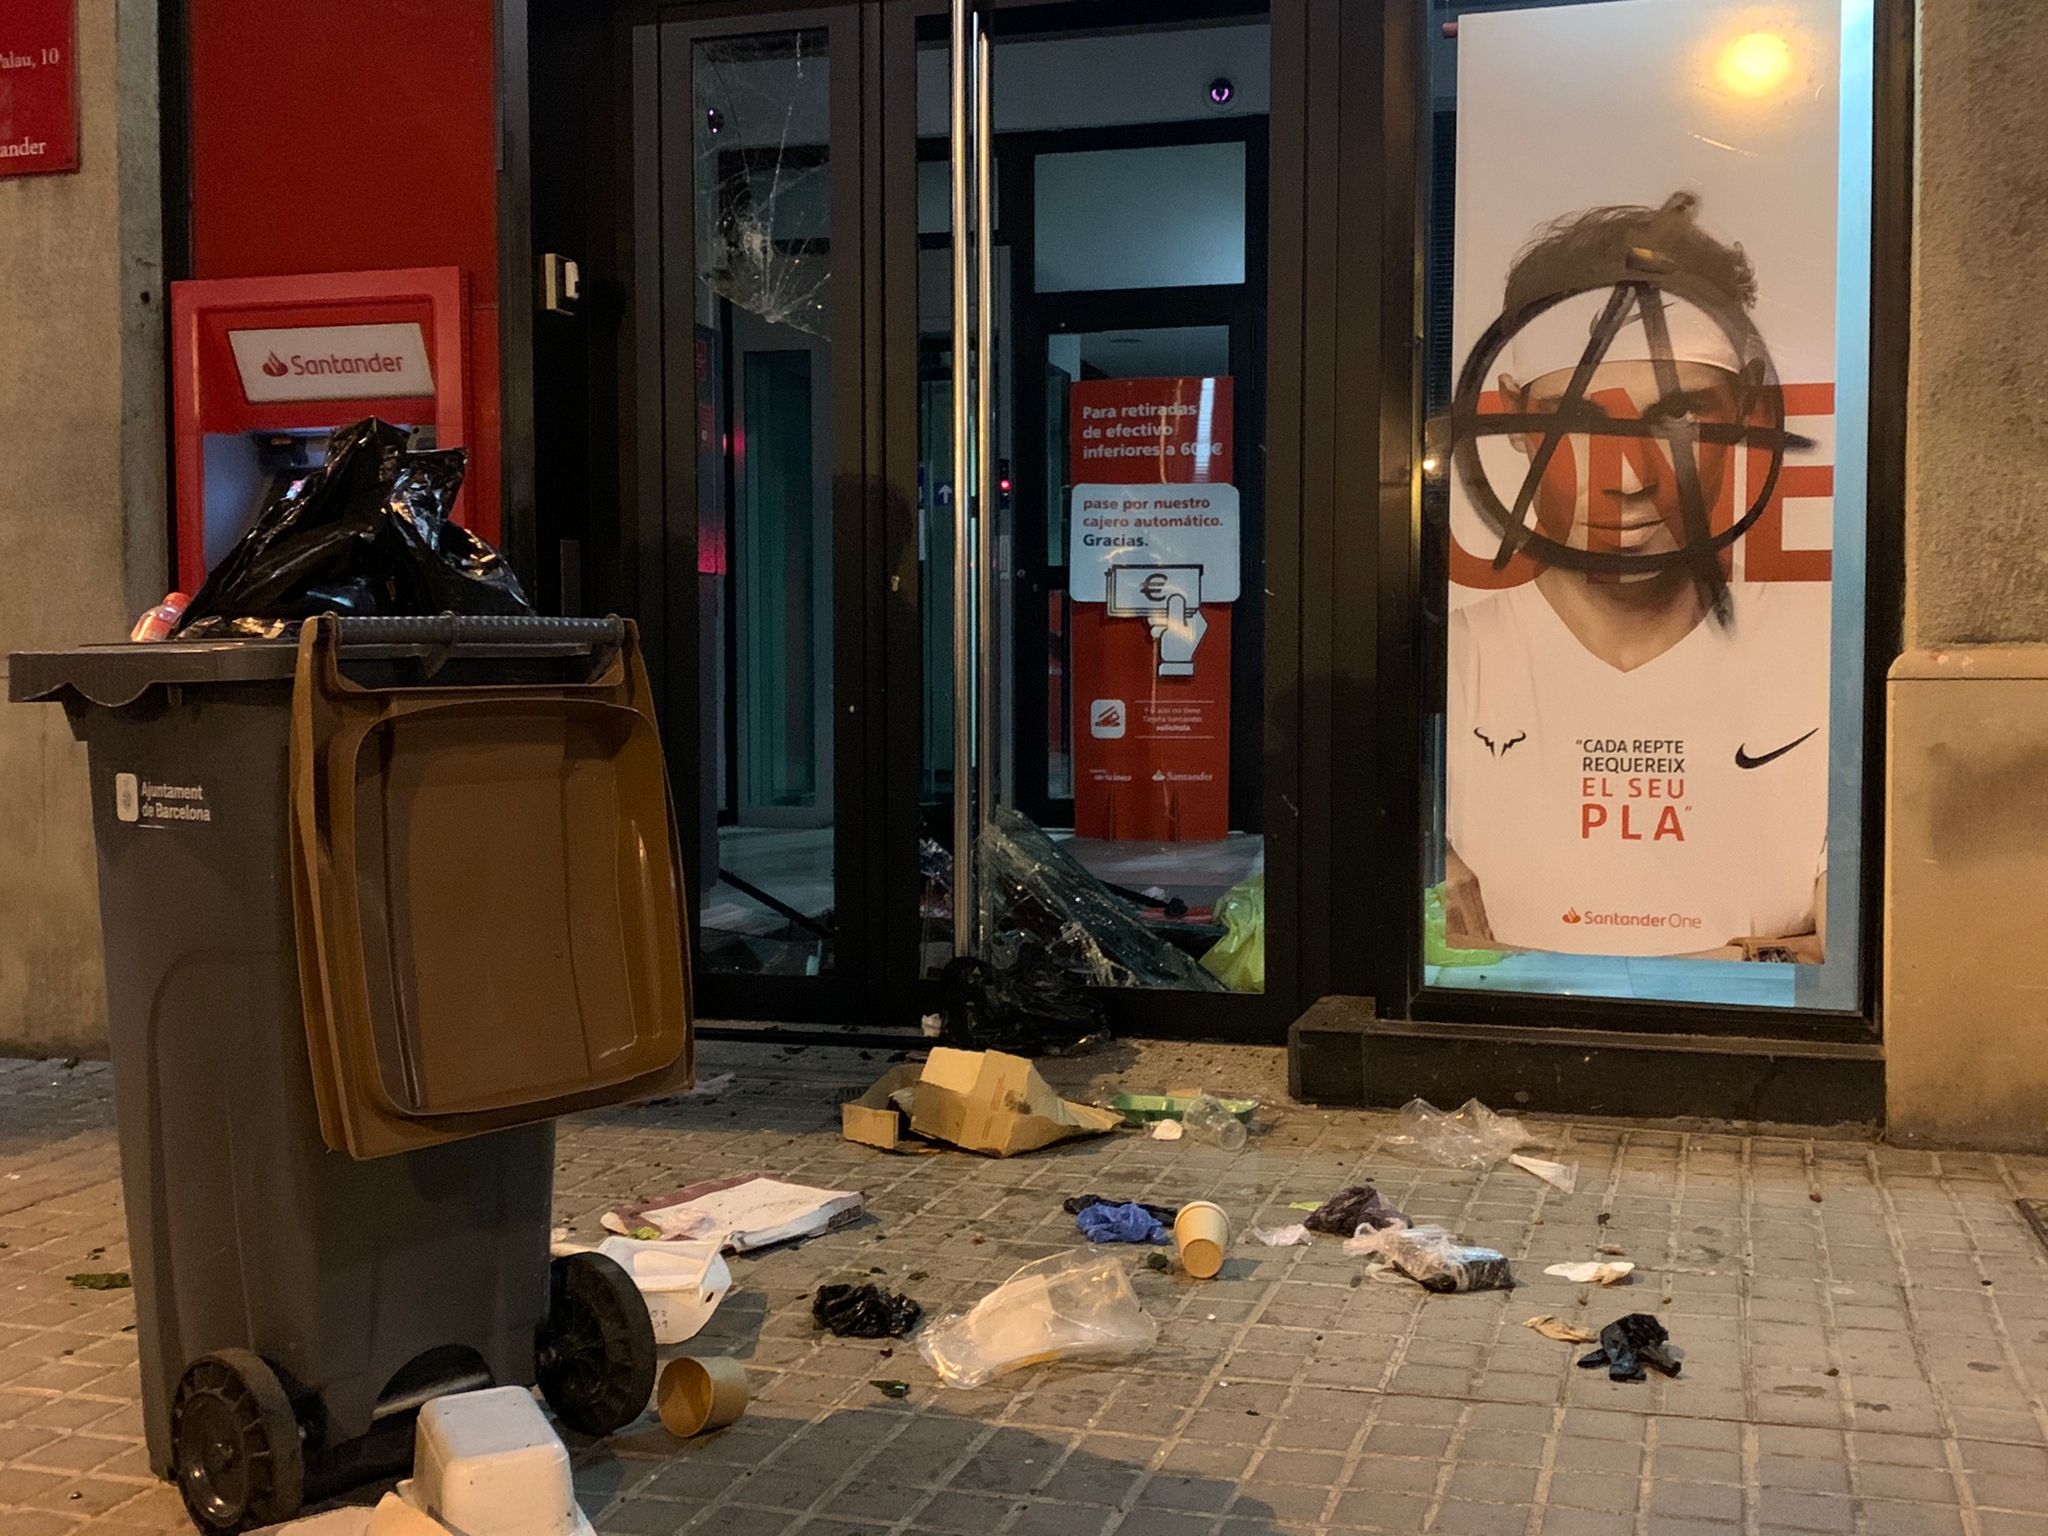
1734,727,1820,770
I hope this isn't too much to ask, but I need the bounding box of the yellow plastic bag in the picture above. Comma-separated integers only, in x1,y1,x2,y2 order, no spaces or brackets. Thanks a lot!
1199,874,1265,992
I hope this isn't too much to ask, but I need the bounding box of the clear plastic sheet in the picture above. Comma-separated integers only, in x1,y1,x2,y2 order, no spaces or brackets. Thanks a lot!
918,1251,1157,1389
1383,1097,1533,1170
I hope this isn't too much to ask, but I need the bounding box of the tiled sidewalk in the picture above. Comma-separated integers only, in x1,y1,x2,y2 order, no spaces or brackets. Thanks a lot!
5,1042,2048,1536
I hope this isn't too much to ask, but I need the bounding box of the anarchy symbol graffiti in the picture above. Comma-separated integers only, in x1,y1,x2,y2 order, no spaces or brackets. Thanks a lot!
1447,269,1797,581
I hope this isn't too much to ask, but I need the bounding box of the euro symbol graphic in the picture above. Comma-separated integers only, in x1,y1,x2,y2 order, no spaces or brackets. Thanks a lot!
1140,573,1171,602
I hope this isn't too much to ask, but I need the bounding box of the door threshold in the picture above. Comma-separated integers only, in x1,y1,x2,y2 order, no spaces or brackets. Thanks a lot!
1289,995,1884,1128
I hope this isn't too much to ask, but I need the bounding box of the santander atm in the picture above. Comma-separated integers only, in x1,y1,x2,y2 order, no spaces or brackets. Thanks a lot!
169,268,482,593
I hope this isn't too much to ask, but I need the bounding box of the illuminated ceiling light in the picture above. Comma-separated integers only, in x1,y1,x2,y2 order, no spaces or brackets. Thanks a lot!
1716,31,1794,97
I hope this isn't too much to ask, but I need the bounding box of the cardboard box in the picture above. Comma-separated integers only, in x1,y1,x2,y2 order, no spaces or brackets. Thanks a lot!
842,1049,1123,1157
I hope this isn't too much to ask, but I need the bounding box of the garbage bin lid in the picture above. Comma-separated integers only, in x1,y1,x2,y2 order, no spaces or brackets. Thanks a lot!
289,616,693,1159
9,640,299,708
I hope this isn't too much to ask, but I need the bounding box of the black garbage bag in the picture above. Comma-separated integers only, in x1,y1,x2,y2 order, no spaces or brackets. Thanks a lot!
174,417,530,637
1578,1312,1682,1382
1303,1184,1409,1237
812,1283,923,1340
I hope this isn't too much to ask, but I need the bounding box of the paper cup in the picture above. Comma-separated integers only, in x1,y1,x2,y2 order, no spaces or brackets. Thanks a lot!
657,1356,750,1437
1174,1201,1230,1279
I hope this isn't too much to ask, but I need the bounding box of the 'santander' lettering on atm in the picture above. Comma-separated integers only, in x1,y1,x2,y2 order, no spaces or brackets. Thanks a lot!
227,322,435,404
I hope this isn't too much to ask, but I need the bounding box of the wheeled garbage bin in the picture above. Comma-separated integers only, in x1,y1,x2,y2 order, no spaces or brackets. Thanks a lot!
8,614,695,1533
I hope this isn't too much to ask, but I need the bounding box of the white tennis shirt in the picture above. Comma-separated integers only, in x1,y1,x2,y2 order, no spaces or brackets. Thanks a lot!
1447,579,1830,955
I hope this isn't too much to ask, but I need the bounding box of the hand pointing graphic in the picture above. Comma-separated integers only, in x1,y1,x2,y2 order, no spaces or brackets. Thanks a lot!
1151,593,1207,677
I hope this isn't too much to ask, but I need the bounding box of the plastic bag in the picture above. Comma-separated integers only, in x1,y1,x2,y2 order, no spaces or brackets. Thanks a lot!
918,1251,1157,1388
174,418,530,637
1424,884,1505,967
813,1282,924,1339
1200,874,1265,991
1344,1223,1514,1293
1303,1184,1408,1237
1384,1097,1532,1169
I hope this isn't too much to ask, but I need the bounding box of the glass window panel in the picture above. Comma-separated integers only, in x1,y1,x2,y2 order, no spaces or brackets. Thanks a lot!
1033,142,1246,293
1420,0,1873,1012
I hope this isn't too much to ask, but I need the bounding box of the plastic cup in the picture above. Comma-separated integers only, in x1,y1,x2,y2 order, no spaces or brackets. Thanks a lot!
1173,1201,1230,1279
657,1356,750,1437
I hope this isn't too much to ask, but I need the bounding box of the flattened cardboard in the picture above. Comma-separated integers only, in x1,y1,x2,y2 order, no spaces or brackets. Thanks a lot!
840,1065,931,1153
842,1048,1122,1157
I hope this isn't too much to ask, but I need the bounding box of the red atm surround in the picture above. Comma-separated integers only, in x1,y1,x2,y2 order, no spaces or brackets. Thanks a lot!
169,267,483,595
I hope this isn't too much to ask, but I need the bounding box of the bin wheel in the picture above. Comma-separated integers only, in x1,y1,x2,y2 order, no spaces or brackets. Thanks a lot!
170,1349,305,1533
536,1251,656,1437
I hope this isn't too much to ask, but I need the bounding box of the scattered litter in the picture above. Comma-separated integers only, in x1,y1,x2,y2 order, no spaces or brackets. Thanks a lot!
1385,1098,1533,1169
1288,1201,1321,1213
921,1012,944,1038
1075,1202,1171,1245
1065,1195,1179,1225
813,1283,924,1339
842,1048,1122,1156
1524,1314,1597,1343
66,1272,131,1290
1144,1252,1171,1273
595,1237,730,1345
1250,1224,1312,1247
682,1072,735,1099
1110,1091,1259,1128
1598,1243,1628,1256
1151,1119,1185,1142
604,1173,864,1252
870,1379,911,1400
657,1356,750,1436
1344,1225,1514,1293
1578,1312,1682,1381
919,1250,1158,1388
1181,1095,1249,1151
1510,1154,1578,1193
1304,1185,1408,1237
1545,1260,1635,1286
342,1385,596,1536
1173,1202,1231,1279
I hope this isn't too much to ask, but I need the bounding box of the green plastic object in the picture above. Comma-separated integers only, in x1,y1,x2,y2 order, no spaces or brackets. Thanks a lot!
1199,873,1265,992
1110,1093,1259,1128
1424,884,1504,967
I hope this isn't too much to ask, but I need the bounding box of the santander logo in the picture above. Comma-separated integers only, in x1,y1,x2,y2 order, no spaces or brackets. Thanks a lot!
1561,908,1584,925
261,352,289,378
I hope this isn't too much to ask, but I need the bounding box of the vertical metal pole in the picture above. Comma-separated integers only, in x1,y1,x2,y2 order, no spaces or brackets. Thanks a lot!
948,0,974,957
974,14,997,912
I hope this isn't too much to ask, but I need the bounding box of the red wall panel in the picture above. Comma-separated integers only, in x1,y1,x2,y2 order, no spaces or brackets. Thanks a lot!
186,0,497,299
185,0,501,542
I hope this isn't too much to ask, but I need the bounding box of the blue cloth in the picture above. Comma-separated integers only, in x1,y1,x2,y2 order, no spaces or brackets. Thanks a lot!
1075,1201,1169,1245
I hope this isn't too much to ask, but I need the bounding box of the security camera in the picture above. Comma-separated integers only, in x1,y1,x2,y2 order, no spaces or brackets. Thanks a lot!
1207,77,1236,110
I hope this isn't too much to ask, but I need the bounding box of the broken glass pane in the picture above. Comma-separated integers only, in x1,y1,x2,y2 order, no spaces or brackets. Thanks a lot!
694,31,832,336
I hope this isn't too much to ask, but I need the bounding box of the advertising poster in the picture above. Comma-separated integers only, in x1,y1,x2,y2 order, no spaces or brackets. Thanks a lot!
1441,0,1842,960
1067,377,1236,841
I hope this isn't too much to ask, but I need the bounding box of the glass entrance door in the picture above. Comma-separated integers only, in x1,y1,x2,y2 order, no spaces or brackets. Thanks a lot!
643,0,1302,1033
891,1,1295,1033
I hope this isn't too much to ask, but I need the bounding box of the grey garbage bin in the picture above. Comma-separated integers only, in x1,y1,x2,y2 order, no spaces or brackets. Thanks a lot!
9,614,695,1533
